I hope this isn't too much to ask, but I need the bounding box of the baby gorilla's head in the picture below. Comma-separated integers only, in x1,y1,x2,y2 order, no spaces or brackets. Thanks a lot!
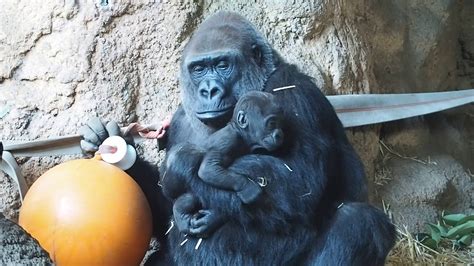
232,91,284,152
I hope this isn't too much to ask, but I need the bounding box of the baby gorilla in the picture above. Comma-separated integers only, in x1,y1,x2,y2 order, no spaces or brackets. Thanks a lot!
198,90,284,202
164,91,284,235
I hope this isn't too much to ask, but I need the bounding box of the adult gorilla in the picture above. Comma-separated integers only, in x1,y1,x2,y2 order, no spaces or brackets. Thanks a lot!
81,12,395,265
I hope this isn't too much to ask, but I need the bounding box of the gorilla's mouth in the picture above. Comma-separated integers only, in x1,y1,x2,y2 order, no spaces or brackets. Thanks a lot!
195,106,234,125
251,136,283,153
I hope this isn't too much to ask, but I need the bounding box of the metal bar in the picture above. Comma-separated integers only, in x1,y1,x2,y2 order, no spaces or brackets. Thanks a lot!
328,89,474,128
3,135,83,157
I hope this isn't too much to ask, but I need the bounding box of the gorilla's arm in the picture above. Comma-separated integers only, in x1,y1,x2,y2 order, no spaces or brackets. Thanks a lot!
172,193,199,234
126,159,172,237
160,144,201,200
159,144,228,237
79,119,172,241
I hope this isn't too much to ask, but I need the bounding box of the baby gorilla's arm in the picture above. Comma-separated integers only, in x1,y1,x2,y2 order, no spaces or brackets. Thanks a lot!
198,150,262,204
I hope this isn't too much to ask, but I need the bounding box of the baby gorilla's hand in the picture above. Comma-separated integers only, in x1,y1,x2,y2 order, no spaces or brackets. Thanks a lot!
236,181,262,204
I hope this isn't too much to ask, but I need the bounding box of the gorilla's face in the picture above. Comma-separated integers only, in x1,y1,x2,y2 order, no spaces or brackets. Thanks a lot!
257,114,284,152
185,50,241,126
234,91,284,152
180,12,276,129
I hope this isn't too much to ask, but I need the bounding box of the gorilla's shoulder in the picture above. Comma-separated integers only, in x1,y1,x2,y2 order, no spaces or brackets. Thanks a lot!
265,63,324,97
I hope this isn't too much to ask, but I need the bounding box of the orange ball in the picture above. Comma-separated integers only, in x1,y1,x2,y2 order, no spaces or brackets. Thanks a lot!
19,157,152,266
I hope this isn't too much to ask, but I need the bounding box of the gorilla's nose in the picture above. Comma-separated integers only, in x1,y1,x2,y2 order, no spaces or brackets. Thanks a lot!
199,80,224,100
273,130,284,145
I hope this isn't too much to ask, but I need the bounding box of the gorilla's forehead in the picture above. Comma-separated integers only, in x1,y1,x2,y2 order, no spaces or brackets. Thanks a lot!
184,49,240,65
187,26,249,55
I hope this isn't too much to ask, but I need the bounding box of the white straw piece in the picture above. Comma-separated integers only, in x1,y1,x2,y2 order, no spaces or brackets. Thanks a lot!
273,85,296,92
165,221,174,235
195,238,203,250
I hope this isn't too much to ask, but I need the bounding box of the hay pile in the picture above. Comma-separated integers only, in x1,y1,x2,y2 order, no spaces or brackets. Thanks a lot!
387,226,473,264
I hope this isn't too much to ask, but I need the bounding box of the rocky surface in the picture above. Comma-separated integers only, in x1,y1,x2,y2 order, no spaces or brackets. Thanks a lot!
0,213,52,265
0,0,473,233
377,154,473,232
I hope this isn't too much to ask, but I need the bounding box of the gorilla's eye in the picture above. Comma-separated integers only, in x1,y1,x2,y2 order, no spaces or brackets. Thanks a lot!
266,119,277,130
192,65,205,74
217,60,229,70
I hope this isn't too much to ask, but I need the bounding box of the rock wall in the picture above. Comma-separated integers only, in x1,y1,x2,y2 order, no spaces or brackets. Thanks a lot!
1,0,473,232
0,213,52,265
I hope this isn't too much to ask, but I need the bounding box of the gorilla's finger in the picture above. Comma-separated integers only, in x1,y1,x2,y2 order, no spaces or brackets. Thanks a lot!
190,218,199,227
197,209,211,216
79,125,100,145
174,217,191,234
190,215,210,228
105,121,121,137
190,210,211,222
87,117,108,141
189,226,208,236
191,211,204,220
80,140,99,153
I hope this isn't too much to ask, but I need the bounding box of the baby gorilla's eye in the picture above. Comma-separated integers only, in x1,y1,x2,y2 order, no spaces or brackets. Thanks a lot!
266,119,277,130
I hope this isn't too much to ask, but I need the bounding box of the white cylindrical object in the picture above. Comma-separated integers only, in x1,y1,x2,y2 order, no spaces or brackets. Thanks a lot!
100,136,137,170
114,143,137,170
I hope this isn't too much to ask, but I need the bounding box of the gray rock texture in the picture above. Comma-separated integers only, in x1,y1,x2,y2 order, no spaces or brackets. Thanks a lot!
0,0,473,233
0,213,53,265
377,154,473,232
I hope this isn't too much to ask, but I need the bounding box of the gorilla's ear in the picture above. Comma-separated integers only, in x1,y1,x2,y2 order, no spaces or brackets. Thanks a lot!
237,110,248,129
252,44,263,66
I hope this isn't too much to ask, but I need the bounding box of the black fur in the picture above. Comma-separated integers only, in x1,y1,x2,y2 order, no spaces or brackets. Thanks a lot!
140,12,395,265
163,91,284,236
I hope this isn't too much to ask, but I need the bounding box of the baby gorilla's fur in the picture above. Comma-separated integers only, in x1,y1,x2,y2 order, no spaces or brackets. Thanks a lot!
163,91,284,236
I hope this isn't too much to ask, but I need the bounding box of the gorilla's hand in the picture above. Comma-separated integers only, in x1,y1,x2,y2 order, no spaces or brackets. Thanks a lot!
189,209,225,238
79,118,121,153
